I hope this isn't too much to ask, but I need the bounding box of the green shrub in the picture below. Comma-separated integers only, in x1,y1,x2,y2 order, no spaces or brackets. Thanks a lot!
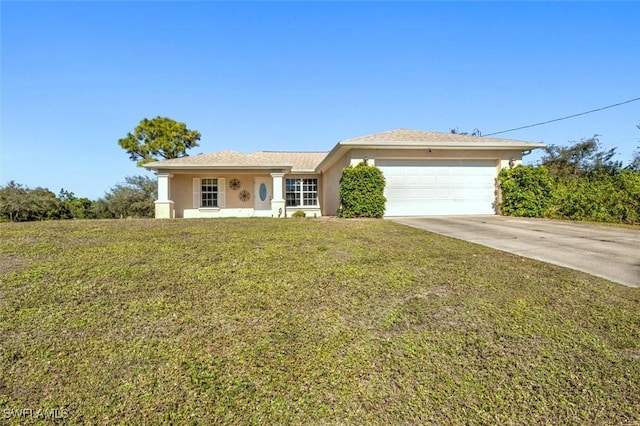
499,165,640,224
338,162,386,218
498,166,553,217
291,210,306,218
618,170,640,223
547,172,640,224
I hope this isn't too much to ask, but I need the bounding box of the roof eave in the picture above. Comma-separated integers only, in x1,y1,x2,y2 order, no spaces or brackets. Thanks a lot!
315,140,545,172
144,163,294,171
341,141,547,149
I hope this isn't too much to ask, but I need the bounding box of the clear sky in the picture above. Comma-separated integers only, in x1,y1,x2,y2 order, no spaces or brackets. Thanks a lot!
2,1,639,200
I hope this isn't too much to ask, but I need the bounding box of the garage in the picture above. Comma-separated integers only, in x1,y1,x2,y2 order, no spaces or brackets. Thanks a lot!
377,159,498,216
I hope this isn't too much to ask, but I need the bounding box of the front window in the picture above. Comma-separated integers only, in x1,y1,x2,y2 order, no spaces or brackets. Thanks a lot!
286,178,318,207
201,178,218,207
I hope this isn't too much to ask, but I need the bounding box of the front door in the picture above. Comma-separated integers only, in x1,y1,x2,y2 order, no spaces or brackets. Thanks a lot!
254,178,271,211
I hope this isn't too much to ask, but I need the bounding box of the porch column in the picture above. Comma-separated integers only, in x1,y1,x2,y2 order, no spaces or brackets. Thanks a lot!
270,172,286,218
154,172,174,219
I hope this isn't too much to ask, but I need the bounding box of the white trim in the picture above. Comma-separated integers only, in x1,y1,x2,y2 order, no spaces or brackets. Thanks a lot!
184,208,257,218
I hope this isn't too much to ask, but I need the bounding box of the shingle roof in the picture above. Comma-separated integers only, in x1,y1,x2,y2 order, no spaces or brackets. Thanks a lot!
340,129,544,147
145,150,328,172
145,129,544,173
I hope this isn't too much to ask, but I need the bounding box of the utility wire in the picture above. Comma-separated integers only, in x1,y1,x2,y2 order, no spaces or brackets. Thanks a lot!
484,97,640,137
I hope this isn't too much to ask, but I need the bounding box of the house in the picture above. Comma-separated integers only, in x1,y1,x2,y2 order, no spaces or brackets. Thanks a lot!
143,129,545,218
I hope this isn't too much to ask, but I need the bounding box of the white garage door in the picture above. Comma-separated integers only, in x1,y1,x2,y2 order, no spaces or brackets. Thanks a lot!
377,160,497,216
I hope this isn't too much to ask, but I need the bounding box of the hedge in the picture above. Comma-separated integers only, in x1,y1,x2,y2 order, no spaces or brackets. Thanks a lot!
498,166,640,224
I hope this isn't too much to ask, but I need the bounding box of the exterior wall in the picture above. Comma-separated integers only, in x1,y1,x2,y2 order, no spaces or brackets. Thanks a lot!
321,152,351,216
165,171,323,218
170,172,274,218
349,148,522,166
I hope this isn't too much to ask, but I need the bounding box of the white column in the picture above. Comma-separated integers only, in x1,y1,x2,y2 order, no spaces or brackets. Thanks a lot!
154,172,174,219
157,172,172,202
270,172,286,218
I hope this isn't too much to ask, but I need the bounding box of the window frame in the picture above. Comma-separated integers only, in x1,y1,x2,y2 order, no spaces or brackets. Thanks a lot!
285,177,318,207
192,177,226,209
200,178,218,208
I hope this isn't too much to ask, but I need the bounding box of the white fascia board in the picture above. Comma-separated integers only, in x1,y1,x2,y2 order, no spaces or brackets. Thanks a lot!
313,140,545,173
342,141,546,150
144,163,294,171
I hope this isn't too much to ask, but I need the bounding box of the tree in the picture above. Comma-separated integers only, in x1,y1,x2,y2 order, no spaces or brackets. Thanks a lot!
0,181,30,221
0,181,63,222
101,175,157,218
90,199,113,219
118,116,201,166
627,123,640,171
631,151,640,172
539,135,622,178
58,189,94,219
29,187,63,220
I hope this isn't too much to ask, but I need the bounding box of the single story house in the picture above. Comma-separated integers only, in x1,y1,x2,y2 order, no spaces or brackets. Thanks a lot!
144,129,545,218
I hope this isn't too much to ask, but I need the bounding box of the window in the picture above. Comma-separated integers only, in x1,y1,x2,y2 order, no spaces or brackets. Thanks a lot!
286,178,318,207
193,177,225,209
201,178,218,207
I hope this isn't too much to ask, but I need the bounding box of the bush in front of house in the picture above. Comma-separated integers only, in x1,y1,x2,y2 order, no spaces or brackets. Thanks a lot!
291,210,306,218
338,162,386,218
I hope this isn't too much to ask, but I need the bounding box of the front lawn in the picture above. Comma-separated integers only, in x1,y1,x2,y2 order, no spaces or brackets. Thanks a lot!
1,218,638,424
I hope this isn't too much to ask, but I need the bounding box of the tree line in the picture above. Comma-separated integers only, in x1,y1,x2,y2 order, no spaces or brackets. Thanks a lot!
0,176,157,222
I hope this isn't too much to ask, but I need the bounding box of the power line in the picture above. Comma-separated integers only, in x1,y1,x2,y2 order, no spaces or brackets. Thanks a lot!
484,97,640,137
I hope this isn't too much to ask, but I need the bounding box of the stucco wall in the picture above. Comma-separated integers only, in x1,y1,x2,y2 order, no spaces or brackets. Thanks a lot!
170,173,273,218
167,171,323,218
321,152,351,216
348,148,523,166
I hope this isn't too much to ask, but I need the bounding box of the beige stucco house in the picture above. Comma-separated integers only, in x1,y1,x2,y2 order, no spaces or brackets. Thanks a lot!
143,129,544,218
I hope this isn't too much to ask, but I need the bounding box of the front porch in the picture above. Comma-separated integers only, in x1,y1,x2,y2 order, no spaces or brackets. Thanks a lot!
154,171,321,219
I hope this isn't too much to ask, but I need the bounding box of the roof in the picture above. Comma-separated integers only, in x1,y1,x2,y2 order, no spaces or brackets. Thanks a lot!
144,129,545,173
340,128,545,147
316,129,545,172
144,150,328,172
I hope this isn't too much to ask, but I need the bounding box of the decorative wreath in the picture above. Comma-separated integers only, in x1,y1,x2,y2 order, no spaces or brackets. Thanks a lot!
239,190,251,202
229,178,241,191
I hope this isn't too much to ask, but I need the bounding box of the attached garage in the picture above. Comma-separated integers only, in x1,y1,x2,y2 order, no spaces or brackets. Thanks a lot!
377,159,498,216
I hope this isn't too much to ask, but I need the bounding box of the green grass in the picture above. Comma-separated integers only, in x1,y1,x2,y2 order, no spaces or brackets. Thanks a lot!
1,218,638,425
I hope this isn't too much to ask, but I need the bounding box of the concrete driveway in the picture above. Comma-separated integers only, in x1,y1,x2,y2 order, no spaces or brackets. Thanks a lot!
390,215,640,288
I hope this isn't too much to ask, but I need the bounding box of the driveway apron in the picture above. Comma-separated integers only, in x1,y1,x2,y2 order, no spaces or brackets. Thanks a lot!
390,215,640,288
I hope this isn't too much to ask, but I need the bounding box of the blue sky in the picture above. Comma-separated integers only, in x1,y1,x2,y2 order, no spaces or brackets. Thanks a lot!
2,1,639,200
